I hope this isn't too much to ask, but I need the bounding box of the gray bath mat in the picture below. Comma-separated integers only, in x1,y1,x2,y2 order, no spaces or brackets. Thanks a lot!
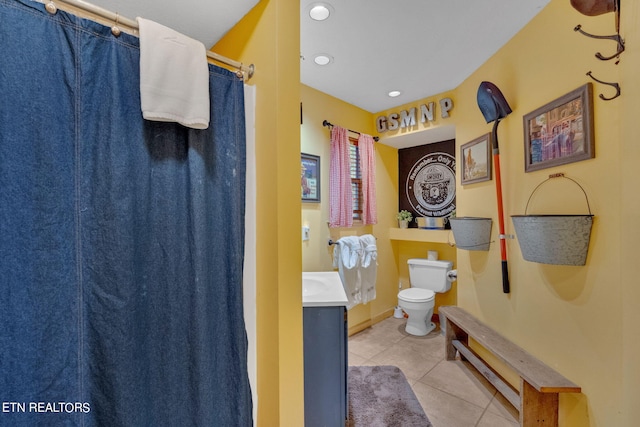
348,365,432,427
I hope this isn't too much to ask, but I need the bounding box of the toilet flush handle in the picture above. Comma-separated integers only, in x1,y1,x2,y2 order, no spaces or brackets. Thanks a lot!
447,270,457,282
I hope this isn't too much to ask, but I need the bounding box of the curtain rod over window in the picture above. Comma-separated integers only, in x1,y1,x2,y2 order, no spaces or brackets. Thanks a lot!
322,120,379,142
41,0,255,80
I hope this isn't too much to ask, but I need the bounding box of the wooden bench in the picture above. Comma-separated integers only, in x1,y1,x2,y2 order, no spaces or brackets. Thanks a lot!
439,306,580,427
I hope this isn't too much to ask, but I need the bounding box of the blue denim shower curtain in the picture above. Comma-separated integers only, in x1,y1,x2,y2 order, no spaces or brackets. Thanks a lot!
0,0,252,425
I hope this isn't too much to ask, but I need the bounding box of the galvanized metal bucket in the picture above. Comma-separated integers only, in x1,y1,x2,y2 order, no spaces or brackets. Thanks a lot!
511,175,594,266
449,217,493,251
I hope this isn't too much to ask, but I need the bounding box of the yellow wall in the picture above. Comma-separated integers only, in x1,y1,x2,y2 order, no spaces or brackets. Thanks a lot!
215,0,639,425
300,84,459,332
213,1,303,426
300,85,373,273
619,2,640,425
375,1,637,425
300,85,401,331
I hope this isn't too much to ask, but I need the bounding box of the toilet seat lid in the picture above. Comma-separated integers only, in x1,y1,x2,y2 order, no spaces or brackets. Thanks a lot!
399,288,435,302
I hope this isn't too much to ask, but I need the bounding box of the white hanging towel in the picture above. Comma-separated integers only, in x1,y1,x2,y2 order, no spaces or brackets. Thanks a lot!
359,234,377,304
332,236,362,309
137,18,210,129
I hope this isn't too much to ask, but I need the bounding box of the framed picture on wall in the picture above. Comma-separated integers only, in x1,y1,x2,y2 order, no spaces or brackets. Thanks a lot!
301,153,320,202
523,83,594,172
461,133,492,185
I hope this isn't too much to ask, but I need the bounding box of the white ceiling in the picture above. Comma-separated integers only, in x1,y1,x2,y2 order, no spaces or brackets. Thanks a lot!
300,0,550,114
77,0,550,146
86,0,259,49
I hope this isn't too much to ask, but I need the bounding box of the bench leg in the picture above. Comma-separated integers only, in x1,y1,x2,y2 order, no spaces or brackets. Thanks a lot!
519,380,559,427
444,317,468,360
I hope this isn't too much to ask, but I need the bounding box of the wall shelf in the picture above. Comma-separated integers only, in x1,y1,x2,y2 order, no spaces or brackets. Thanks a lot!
389,227,453,244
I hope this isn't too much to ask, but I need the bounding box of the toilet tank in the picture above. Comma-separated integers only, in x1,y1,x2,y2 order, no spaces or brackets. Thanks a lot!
407,258,453,293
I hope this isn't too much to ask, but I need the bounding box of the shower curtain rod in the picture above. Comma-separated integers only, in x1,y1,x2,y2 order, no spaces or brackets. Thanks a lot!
322,120,379,142
41,0,255,79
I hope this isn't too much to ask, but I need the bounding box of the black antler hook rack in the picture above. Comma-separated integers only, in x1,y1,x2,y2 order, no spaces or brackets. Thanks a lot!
574,24,625,62
573,0,624,63
573,0,623,100
586,71,621,101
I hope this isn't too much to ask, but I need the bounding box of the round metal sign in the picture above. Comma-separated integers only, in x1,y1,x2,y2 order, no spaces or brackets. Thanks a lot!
405,152,456,217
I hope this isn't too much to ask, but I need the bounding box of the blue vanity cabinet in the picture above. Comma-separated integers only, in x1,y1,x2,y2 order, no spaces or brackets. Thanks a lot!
303,305,348,427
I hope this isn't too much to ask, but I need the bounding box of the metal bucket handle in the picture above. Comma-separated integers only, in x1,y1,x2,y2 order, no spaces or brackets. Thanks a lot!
525,173,592,215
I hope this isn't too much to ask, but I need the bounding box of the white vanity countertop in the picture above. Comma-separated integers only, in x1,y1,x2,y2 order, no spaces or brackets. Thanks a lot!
302,271,348,308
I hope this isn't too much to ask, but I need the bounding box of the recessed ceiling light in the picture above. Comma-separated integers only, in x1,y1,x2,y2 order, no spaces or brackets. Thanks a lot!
388,90,402,97
314,54,333,65
309,3,332,21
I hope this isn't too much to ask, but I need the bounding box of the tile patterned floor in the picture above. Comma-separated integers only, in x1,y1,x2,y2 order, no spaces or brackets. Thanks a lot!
348,316,519,427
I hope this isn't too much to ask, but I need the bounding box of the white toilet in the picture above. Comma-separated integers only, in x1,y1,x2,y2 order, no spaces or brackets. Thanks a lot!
398,259,454,336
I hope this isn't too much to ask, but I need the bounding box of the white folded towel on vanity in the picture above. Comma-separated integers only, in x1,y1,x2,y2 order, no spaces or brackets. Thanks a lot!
137,18,210,129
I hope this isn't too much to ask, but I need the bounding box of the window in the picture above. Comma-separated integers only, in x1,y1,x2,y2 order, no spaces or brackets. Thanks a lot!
349,137,362,221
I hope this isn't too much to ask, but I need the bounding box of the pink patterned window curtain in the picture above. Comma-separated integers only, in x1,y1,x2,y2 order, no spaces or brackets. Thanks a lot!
358,133,377,225
329,125,378,228
329,126,353,227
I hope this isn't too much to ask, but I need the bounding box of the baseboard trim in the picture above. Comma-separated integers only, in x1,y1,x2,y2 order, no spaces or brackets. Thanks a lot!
373,309,394,324
347,308,395,337
348,319,372,336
